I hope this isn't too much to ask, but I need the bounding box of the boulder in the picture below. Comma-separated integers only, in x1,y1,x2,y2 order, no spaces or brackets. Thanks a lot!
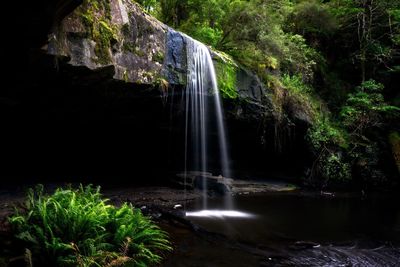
175,172,232,195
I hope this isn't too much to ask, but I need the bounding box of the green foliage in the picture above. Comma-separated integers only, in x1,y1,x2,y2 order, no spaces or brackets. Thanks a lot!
281,74,312,95
151,0,320,81
95,20,118,64
305,79,398,185
180,23,223,48
122,42,146,57
328,0,400,81
121,23,131,37
307,118,348,151
320,151,351,182
306,117,351,183
9,185,171,267
215,61,238,99
135,0,158,13
123,42,136,53
152,51,165,63
280,34,321,81
286,1,337,40
340,80,399,132
280,74,352,184
281,74,321,119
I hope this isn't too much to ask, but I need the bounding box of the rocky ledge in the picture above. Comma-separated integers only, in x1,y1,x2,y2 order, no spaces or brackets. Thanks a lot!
47,0,307,123
174,171,297,196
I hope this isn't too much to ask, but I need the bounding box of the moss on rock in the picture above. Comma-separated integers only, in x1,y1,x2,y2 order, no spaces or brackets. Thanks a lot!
215,60,238,99
152,51,164,63
78,0,117,65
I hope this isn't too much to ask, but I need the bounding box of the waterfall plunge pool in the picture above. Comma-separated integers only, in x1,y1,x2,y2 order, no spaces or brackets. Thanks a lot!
185,191,400,244
164,191,400,266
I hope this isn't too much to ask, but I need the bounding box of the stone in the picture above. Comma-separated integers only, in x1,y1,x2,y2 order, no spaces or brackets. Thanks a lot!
173,204,182,209
236,68,265,101
49,0,167,84
174,171,232,195
165,29,187,85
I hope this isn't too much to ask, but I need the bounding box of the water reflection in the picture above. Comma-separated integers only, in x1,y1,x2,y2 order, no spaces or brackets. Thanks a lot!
188,192,400,244
185,210,255,219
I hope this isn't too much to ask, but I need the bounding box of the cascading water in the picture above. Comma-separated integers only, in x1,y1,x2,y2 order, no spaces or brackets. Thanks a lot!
183,35,234,211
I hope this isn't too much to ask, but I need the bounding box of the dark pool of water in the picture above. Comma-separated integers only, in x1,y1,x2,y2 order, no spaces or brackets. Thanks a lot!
187,192,400,245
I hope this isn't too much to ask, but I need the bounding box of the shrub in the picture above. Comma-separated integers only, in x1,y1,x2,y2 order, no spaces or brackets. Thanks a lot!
180,22,224,49
281,74,321,120
307,118,348,151
9,185,171,267
286,1,337,41
340,80,399,134
320,151,351,182
306,118,351,184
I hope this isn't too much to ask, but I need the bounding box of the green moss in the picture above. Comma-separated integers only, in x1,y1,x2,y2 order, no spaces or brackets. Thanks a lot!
123,69,129,82
155,77,169,91
122,42,146,57
215,61,238,99
121,23,131,37
138,24,155,38
280,74,321,119
152,51,164,63
134,47,145,57
143,71,155,80
81,12,95,30
267,56,279,70
79,0,117,65
100,0,112,20
123,41,135,53
93,20,117,64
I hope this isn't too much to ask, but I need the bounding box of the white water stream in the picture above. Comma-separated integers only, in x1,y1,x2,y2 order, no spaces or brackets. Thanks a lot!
183,35,238,216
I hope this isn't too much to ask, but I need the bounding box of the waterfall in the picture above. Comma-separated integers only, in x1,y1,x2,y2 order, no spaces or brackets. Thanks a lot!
183,36,232,209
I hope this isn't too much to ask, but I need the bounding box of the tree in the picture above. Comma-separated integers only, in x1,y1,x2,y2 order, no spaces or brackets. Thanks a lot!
329,0,400,82
286,1,337,48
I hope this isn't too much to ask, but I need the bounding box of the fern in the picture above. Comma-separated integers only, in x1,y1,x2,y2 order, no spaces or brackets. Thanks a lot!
9,184,172,267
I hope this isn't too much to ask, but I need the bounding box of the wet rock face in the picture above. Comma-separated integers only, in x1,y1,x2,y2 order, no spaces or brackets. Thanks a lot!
236,68,265,102
165,30,187,86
